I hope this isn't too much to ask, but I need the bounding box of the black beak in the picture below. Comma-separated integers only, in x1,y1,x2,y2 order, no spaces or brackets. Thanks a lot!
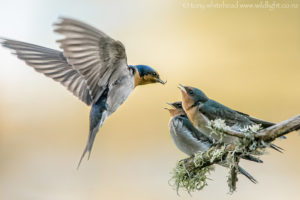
157,78,167,85
166,102,174,108
178,84,186,92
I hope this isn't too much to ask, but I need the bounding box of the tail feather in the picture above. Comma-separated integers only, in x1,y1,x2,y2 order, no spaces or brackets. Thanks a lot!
77,128,100,169
77,130,98,169
241,155,263,163
77,146,89,169
77,88,109,169
270,143,284,153
77,111,107,169
77,131,98,169
238,166,257,184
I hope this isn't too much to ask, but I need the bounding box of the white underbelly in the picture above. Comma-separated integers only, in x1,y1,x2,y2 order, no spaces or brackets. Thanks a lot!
106,76,134,114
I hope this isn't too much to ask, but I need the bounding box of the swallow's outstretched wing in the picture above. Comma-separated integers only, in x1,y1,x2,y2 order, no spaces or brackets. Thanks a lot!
54,18,134,167
2,18,133,168
2,17,129,106
0,39,93,105
54,17,129,103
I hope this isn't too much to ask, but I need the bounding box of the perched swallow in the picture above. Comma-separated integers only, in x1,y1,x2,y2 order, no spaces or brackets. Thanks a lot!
166,101,211,155
178,85,284,152
1,17,166,168
166,101,258,183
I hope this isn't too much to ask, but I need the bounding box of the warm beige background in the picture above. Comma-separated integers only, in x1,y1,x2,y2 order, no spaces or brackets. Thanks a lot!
0,0,300,199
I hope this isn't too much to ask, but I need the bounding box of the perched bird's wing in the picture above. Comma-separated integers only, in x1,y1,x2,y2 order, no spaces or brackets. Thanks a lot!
240,155,263,163
201,100,286,149
234,110,287,140
54,17,128,103
234,110,275,128
200,100,253,127
170,116,212,155
0,39,93,105
180,116,213,143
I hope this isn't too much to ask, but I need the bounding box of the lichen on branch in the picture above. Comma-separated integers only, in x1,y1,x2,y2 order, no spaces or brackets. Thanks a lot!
170,115,300,194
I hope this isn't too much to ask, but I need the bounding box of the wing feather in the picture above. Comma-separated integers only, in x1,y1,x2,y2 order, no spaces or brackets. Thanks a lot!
54,17,128,103
234,110,275,128
0,38,93,105
200,100,254,127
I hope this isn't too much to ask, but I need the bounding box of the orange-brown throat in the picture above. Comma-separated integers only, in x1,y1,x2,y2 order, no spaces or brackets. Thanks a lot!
134,71,158,87
134,70,142,87
184,105,198,127
180,90,195,112
168,108,185,117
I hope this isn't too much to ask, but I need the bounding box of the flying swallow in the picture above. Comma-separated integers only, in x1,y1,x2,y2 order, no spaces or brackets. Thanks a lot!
178,85,284,152
166,101,258,183
1,17,166,168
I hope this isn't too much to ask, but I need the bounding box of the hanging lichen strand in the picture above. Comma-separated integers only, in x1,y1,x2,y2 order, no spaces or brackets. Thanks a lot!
170,115,300,194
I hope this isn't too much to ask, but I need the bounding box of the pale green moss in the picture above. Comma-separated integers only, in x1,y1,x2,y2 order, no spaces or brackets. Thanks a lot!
207,119,229,143
170,158,214,194
170,119,270,194
226,151,238,193
170,146,228,194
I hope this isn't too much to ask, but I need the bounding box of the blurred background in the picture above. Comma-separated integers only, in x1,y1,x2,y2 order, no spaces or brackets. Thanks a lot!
0,0,300,199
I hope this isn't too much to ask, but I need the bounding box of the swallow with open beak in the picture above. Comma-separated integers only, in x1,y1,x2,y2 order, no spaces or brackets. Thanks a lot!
178,85,283,152
165,101,259,183
0,17,166,168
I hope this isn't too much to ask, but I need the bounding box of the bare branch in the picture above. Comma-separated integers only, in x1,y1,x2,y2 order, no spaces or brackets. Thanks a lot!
255,114,300,141
218,115,300,140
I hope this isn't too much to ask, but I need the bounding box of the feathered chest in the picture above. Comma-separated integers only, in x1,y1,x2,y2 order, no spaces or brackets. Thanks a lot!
105,71,135,113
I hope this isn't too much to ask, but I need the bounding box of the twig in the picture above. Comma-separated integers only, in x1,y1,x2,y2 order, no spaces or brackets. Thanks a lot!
184,115,300,169
255,115,300,141
172,115,300,193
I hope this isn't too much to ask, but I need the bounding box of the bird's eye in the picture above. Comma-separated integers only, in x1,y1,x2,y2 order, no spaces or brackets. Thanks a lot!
152,72,157,76
188,90,194,95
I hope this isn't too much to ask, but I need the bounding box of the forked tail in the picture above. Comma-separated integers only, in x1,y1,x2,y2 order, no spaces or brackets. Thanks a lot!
238,165,258,184
77,87,109,169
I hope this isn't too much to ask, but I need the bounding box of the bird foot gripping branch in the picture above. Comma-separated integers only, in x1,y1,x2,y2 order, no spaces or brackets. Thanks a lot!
170,115,300,194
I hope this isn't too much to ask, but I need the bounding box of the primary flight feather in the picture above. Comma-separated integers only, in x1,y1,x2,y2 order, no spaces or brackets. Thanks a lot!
1,17,166,168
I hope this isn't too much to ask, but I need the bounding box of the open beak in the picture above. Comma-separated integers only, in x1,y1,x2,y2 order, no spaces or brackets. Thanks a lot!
164,102,173,111
178,84,187,93
166,102,174,108
157,78,167,85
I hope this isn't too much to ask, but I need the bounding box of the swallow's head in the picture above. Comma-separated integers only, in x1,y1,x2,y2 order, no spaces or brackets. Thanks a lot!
167,101,183,110
165,101,185,117
133,65,166,86
178,84,209,111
